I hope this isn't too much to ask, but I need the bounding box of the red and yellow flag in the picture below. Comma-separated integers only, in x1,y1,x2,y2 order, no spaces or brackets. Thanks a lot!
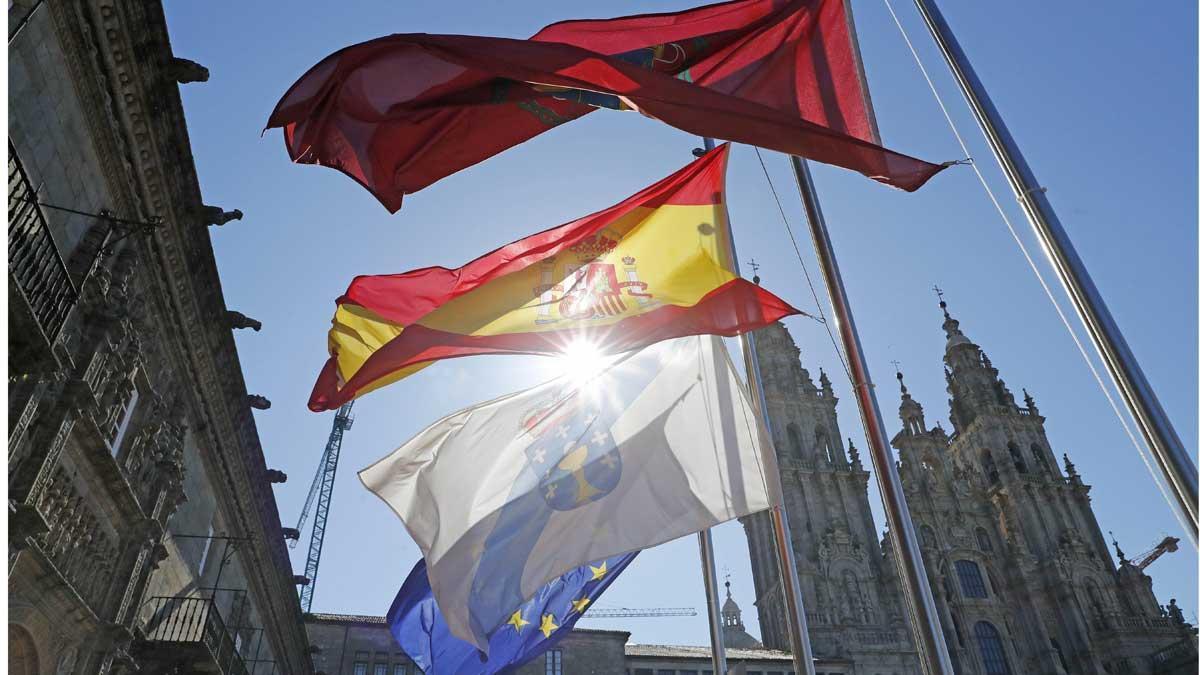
309,144,802,411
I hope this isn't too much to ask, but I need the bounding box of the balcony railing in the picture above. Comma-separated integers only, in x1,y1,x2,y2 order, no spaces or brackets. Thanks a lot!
139,596,250,675
9,144,77,346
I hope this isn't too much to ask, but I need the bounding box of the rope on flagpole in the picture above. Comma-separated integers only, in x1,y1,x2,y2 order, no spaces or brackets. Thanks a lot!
751,146,853,384
879,0,1195,545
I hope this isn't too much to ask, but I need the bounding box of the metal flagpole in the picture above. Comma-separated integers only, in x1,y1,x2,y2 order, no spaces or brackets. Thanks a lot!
701,137,816,675
698,531,729,675
910,0,1198,537
693,138,730,675
788,155,954,675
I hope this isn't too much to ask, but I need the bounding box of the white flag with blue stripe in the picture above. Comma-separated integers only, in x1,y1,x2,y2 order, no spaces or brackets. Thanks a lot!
359,335,780,650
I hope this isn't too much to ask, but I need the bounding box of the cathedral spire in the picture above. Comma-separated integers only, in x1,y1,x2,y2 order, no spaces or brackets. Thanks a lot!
1110,531,1130,565
896,370,927,435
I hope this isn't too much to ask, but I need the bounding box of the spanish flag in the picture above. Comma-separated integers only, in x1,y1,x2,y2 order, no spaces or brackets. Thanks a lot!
309,144,801,411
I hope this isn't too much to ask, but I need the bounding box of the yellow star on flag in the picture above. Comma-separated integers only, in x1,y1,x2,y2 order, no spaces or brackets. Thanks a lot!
540,613,559,638
507,610,530,633
589,561,608,580
571,597,591,613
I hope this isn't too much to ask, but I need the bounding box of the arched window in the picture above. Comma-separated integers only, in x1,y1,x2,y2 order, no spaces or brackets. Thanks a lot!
1031,444,1050,472
974,621,1011,675
981,450,999,485
816,429,836,464
955,560,988,598
787,423,804,458
976,527,993,552
920,525,937,550
1007,443,1027,473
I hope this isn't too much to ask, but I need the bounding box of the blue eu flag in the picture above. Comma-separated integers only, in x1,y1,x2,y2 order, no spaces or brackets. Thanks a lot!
388,552,636,674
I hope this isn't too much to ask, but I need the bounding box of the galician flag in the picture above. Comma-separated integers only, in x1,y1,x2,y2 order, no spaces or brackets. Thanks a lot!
359,334,780,650
308,144,802,411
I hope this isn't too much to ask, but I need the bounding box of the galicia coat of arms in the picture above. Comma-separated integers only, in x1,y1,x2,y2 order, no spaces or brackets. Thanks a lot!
519,388,622,511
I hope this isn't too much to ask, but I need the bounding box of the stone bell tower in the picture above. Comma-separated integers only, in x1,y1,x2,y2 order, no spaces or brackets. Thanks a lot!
741,322,919,672
888,297,1196,675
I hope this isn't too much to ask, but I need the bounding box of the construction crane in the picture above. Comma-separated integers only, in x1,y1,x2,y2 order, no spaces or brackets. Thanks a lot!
580,607,697,619
1130,536,1180,571
293,401,355,612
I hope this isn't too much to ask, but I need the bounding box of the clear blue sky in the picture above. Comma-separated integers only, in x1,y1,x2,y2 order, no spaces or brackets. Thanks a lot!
164,0,1197,645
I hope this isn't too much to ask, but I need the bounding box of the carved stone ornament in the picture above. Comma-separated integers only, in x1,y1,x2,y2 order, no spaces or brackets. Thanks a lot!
226,310,262,331
167,57,209,83
247,394,271,410
200,205,243,226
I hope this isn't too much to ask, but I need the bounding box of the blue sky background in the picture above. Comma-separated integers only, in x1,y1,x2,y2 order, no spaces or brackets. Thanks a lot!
164,0,1197,646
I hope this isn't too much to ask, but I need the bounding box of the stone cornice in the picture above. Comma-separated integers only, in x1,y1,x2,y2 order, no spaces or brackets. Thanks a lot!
46,2,311,672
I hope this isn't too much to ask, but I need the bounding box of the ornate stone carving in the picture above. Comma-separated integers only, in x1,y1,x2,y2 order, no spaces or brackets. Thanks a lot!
247,394,271,410
200,205,243,226
226,310,262,331
166,56,208,83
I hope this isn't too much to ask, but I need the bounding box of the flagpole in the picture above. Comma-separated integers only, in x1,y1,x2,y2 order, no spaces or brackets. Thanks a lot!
698,532,729,675
910,0,1198,537
702,137,816,675
788,156,954,675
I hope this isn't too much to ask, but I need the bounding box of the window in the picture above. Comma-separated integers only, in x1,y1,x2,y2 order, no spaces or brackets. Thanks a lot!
974,621,1011,675
955,560,988,598
681,671,699,675
196,522,215,576
976,527,993,552
545,649,562,675
1031,444,1050,472
1007,443,1027,473
392,665,407,675
656,670,675,675
787,423,803,458
374,664,388,675
352,663,367,675
634,670,653,675
109,384,139,455
981,451,999,484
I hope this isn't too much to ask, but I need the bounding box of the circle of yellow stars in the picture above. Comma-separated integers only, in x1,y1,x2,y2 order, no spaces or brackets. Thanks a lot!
505,561,609,638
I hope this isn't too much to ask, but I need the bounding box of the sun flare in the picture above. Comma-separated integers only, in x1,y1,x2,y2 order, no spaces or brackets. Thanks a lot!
557,339,609,386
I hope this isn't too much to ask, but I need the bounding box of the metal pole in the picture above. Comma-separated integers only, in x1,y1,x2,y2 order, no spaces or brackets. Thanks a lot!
911,0,1198,536
695,137,731,675
698,531,729,675
703,137,816,675
789,155,953,675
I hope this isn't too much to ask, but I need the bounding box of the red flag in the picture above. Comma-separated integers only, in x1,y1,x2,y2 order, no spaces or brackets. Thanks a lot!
268,0,947,213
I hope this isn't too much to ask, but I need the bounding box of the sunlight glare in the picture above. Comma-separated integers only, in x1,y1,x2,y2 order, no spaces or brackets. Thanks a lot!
557,339,609,386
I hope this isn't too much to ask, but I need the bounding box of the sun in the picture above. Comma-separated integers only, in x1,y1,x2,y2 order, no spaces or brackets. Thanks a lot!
557,339,608,386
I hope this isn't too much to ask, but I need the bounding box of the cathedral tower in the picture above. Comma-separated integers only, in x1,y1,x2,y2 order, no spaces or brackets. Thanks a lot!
742,323,919,672
742,304,1194,675
889,299,1194,675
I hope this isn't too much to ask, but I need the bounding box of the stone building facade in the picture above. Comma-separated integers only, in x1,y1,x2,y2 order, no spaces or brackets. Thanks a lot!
742,306,1197,675
305,604,831,675
8,2,309,674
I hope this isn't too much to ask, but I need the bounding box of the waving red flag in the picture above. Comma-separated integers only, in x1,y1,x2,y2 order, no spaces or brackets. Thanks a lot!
268,0,947,212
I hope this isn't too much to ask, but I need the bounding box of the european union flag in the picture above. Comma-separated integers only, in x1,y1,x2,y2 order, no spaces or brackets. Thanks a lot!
388,552,637,674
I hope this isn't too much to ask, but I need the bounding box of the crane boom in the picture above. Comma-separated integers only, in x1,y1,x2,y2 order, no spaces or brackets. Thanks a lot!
297,402,355,612
1133,536,1180,571
580,607,697,619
